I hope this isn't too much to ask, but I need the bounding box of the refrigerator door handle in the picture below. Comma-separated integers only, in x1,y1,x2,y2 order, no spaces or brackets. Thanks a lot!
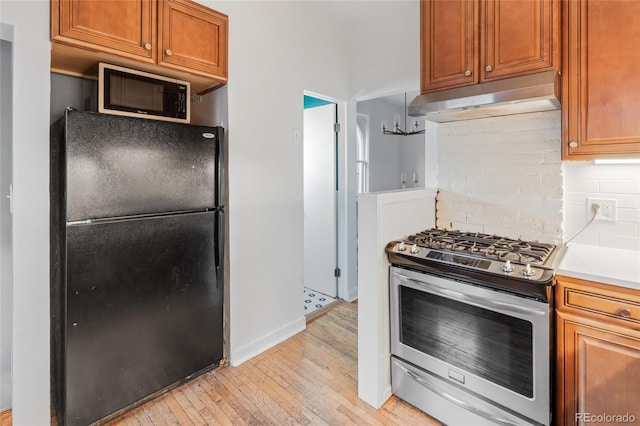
215,209,225,286
6,184,12,214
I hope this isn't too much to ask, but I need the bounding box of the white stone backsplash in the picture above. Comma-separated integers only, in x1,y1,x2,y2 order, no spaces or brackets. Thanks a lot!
433,110,640,252
435,111,563,244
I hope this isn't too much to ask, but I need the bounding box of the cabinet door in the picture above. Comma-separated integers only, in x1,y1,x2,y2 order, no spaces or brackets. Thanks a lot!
563,0,640,159
51,0,156,62
557,315,640,426
158,0,228,80
421,0,478,93
481,0,558,82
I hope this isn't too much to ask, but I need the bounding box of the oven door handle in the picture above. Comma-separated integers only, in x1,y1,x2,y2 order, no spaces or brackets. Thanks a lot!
402,366,520,426
396,273,546,316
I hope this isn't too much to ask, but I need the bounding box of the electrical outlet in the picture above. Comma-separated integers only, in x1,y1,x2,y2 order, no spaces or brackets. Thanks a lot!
587,198,617,221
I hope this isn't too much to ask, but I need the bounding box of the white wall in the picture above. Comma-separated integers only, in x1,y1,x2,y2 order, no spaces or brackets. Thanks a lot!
347,1,420,100
202,0,353,365
203,0,421,366
565,163,640,251
436,111,564,244
345,0,421,302
0,1,51,424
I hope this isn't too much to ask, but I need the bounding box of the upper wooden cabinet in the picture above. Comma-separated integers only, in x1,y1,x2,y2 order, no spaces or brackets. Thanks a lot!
51,0,157,63
421,0,478,92
51,0,228,93
556,276,640,426
480,0,558,82
420,0,559,94
158,0,227,79
562,0,640,159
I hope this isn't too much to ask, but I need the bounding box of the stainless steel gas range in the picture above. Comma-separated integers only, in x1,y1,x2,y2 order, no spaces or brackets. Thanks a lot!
386,229,564,426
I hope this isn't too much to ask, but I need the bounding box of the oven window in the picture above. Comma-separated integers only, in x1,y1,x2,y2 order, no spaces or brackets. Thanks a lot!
399,285,533,397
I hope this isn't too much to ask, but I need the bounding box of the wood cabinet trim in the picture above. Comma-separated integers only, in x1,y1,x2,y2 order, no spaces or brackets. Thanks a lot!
556,275,640,303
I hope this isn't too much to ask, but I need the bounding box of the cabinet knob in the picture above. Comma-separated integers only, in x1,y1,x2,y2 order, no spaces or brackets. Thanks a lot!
144,43,152,51
569,141,579,148
485,65,493,72
618,308,632,318
165,49,173,56
464,70,471,77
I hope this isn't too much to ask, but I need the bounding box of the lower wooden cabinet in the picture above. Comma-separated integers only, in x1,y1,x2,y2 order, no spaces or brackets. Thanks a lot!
556,276,640,426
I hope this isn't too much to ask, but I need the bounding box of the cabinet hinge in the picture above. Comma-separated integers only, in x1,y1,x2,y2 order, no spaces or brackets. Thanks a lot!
334,122,341,133
334,267,341,277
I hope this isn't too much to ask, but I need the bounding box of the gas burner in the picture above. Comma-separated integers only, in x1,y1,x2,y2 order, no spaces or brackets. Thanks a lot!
401,228,556,266
386,228,563,297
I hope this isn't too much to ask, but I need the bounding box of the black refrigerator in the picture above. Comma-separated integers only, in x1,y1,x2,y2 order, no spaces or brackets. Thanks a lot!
50,110,225,426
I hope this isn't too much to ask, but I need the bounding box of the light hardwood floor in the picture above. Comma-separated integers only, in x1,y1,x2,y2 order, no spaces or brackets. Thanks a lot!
0,409,11,426
1,301,441,426
106,301,440,425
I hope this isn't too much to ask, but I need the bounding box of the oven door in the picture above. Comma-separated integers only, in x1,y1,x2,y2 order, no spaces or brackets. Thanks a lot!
390,266,551,426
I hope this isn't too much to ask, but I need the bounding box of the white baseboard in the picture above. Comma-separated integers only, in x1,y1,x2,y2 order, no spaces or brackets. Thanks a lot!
229,316,306,367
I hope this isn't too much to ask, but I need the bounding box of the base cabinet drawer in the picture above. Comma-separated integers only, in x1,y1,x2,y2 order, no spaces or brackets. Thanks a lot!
564,287,640,328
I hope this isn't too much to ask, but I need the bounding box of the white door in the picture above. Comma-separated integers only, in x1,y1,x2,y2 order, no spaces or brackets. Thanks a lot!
0,37,13,412
303,103,337,298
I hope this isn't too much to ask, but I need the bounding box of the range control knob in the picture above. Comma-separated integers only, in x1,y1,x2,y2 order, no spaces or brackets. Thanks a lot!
410,244,419,254
502,260,514,273
398,241,406,251
522,264,535,277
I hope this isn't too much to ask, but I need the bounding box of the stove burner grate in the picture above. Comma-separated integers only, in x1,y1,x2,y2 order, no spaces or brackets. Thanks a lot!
406,229,555,266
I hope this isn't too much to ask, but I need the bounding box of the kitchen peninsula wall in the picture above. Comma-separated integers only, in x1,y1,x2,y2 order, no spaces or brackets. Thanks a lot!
432,110,640,252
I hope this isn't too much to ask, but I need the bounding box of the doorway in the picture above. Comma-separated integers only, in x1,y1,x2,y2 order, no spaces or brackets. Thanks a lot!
303,94,338,314
0,34,14,413
356,113,370,194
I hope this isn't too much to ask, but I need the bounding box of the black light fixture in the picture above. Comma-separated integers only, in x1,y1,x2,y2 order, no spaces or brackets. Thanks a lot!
381,92,425,136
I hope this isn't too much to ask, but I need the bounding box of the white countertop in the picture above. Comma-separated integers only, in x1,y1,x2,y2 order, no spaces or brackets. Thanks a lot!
556,243,640,290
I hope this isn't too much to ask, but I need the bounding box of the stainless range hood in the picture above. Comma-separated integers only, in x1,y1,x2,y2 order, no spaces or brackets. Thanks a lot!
408,70,560,123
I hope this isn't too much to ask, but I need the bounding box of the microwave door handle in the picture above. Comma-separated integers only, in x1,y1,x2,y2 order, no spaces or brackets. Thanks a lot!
401,366,519,426
396,273,546,316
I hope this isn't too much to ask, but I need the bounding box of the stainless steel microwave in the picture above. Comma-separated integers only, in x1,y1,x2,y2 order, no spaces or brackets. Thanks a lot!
98,63,190,123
